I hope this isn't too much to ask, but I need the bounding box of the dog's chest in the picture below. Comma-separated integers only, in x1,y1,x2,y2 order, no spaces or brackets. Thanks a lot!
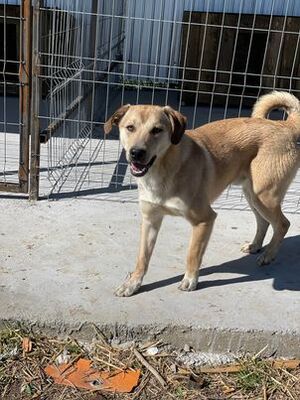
164,197,187,216
138,178,186,216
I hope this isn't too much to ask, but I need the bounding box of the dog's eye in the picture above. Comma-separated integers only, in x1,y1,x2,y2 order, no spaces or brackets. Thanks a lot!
126,125,135,132
151,127,163,135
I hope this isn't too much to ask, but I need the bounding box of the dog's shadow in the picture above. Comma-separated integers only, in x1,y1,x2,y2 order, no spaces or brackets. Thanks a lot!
139,235,300,293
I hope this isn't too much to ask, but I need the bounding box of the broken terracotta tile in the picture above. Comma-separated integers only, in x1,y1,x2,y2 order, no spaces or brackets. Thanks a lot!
44,358,140,393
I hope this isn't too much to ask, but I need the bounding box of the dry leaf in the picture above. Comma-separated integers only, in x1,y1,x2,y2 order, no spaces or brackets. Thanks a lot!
44,358,140,393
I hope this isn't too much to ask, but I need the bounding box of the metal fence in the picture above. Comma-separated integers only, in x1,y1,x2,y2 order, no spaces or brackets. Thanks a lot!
1,0,300,211
35,0,128,198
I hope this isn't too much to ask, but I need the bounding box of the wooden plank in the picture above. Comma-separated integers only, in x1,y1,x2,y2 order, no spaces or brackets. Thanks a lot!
0,182,22,193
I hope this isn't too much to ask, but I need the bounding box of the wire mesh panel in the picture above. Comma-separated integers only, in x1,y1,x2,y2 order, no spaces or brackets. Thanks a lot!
36,0,128,197
35,0,300,212
0,0,31,193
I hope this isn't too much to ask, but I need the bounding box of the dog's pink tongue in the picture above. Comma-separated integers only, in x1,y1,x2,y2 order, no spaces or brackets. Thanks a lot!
131,163,141,173
131,162,146,173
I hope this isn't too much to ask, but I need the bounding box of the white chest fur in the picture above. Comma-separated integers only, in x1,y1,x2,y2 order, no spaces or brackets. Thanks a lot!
138,176,187,216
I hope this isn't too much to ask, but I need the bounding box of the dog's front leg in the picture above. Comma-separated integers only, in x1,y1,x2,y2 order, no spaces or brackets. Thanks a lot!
114,205,163,297
179,208,216,291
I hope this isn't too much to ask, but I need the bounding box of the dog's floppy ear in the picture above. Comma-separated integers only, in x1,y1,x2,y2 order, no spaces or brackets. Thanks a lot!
104,104,131,134
163,106,187,145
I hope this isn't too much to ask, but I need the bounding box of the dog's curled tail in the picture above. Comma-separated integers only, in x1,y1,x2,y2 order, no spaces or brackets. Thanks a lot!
252,91,300,120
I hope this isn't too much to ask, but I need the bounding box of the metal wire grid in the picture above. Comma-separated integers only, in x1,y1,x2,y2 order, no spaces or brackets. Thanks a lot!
0,0,22,185
34,0,300,212
35,0,127,196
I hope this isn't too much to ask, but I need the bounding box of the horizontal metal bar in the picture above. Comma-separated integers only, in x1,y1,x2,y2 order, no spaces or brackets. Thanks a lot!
36,57,300,82
0,16,21,21
0,59,20,64
41,25,80,39
37,67,300,86
38,7,300,35
0,72,21,78
0,122,21,126
36,73,300,94
0,81,21,87
38,39,125,64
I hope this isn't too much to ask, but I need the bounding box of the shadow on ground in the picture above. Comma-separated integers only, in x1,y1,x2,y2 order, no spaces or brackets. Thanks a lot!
139,235,300,294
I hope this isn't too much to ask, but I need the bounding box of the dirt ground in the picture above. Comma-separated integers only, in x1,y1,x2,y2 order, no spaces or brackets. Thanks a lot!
0,327,299,400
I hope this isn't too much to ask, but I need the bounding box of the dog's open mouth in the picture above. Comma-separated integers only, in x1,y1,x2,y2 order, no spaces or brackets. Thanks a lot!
130,156,156,177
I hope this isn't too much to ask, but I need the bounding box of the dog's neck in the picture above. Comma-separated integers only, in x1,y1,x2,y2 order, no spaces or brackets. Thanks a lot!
137,135,191,200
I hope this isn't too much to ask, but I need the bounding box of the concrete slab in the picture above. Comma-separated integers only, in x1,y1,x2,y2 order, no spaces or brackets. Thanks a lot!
0,197,300,357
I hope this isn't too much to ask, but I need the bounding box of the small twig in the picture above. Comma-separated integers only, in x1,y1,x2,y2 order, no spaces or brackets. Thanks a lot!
280,368,300,382
57,385,69,400
133,348,167,388
252,345,268,360
285,388,296,400
270,376,283,386
139,340,162,350
132,372,150,400
91,323,110,346
94,345,129,369
93,356,125,371
263,384,267,400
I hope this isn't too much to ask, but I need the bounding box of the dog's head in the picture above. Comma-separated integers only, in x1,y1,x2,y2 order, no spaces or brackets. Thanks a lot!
104,104,187,177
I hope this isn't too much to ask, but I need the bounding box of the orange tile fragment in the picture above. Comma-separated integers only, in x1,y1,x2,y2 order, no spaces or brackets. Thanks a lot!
44,358,140,393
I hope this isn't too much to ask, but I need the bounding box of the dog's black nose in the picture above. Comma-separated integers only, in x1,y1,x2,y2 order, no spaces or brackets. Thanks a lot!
130,147,146,162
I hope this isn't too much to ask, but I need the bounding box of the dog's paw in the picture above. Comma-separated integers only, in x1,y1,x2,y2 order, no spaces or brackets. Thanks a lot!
256,252,274,266
114,278,142,297
241,242,261,254
178,276,198,292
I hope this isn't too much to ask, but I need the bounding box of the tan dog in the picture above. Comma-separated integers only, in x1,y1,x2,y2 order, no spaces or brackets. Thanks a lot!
104,91,300,296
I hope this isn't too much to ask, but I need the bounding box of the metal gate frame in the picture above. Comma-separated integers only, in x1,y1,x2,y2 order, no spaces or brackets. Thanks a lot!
0,0,40,199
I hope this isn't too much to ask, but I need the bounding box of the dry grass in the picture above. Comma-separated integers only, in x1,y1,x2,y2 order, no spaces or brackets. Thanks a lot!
0,326,299,399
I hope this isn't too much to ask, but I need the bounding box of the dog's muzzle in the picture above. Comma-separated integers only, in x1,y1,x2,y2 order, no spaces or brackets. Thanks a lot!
129,156,156,177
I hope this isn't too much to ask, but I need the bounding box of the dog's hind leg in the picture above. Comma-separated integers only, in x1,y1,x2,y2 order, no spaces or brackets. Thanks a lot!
241,184,269,254
253,198,290,266
244,181,290,266
246,155,296,265
179,206,217,291
114,204,163,297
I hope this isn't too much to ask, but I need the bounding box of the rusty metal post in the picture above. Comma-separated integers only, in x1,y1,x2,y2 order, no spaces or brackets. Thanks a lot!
19,0,32,193
29,0,41,200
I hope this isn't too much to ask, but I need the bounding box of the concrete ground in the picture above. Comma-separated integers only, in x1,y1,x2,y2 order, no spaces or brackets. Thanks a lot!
1,93,300,357
0,196,300,357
